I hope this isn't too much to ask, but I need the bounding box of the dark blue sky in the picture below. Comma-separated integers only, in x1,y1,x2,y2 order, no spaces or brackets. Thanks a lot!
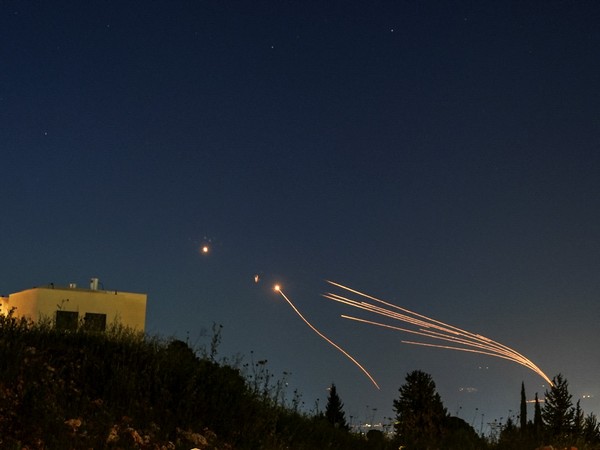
2,1,599,430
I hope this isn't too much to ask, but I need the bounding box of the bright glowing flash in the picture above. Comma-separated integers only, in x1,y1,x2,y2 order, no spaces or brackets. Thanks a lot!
274,286,380,389
324,281,553,387
201,245,209,254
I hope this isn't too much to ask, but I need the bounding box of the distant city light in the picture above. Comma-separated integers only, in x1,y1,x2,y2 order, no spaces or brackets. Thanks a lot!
459,387,478,393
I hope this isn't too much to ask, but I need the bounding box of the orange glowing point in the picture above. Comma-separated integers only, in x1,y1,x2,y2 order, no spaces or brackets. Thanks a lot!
274,284,281,292
201,245,209,254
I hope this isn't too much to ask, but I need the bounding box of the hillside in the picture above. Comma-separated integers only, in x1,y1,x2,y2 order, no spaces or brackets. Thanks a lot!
0,313,371,450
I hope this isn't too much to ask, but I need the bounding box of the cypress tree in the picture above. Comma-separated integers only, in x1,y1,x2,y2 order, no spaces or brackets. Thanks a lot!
534,392,543,435
520,382,527,431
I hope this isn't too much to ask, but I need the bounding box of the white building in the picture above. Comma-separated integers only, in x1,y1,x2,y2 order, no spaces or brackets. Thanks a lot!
0,278,147,332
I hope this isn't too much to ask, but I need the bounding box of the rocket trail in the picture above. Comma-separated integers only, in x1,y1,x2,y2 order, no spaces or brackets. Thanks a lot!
343,315,547,381
326,281,553,387
275,286,380,389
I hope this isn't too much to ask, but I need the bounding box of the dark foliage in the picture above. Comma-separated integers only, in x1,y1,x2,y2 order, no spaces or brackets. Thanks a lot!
392,370,486,450
441,416,487,450
0,312,373,449
520,382,527,431
393,370,447,448
496,376,600,450
534,392,543,437
324,383,349,431
543,373,574,443
8,311,599,450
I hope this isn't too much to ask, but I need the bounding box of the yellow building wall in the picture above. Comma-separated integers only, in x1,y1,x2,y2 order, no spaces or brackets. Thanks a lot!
2,287,147,331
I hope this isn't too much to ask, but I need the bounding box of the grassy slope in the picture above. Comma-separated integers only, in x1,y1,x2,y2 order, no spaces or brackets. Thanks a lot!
0,313,372,450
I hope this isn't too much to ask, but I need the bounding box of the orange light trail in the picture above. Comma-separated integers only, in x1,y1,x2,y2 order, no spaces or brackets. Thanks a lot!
325,281,553,387
275,285,380,389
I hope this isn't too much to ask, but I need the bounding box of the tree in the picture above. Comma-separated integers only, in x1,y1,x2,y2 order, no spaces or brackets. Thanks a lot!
573,399,584,438
325,383,349,430
542,373,574,442
393,370,447,450
442,416,484,450
520,382,527,431
498,416,520,448
534,392,543,438
583,413,600,445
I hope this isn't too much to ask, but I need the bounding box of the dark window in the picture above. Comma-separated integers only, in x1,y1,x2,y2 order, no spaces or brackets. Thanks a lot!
56,311,78,330
84,312,107,332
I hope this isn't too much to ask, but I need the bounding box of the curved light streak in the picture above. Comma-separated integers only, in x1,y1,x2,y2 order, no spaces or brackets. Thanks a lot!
326,281,553,387
276,286,380,389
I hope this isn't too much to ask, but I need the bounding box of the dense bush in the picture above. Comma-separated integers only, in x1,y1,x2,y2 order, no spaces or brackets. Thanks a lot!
0,312,371,449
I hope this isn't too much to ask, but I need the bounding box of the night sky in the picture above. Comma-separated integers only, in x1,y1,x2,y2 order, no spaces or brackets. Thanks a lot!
2,1,600,432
